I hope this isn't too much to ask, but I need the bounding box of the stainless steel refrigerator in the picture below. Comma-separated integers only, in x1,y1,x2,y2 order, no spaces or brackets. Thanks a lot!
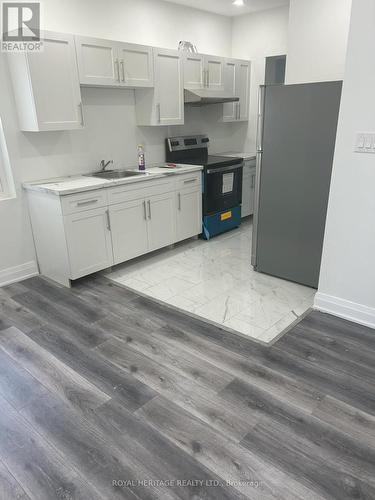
251,81,342,288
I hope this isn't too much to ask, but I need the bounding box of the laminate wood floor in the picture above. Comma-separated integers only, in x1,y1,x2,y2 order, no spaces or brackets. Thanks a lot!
0,275,374,499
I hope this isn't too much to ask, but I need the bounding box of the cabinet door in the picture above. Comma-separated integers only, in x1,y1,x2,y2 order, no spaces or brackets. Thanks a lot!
75,36,119,86
241,164,252,218
223,59,237,122
109,199,149,265
154,48,184,125
117,43,154,88
249,166,256,215
184,53,205,89
176,188,202,242
236,61,251,122
26,32,83,131
65,207,113,279
147,192,175,252
204,55,224,91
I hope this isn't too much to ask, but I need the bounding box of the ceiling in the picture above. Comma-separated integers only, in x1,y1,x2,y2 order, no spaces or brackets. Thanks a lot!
162,0,290,17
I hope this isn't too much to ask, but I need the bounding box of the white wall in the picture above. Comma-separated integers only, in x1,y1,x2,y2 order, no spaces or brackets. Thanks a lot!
231,6,290,151
0,0,247,285
315,0,375,328
286,0,352,84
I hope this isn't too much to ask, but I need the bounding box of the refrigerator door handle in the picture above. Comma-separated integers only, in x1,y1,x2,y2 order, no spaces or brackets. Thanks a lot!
252,86,266,268
256,85,265,152
251,150,263,268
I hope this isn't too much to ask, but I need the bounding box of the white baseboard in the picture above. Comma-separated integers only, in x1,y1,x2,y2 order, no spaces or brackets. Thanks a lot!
0,261,39,287
314,292,375,330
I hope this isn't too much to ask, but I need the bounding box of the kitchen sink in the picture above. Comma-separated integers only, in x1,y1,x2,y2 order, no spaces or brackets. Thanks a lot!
86,170,149,180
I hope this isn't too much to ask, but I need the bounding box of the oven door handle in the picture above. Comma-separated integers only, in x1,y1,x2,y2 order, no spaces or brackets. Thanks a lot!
206,163,243,174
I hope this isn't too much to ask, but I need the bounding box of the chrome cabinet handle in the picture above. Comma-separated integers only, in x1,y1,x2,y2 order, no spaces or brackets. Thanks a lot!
183,178,197,184
76,199,98,207
120,60,125,82
106,209,111,231
143,200,147,220
239,103,241,120
207,70,210,87
251,173,255,189
147,200,151,219
115,59,120,82
78,102,84,126
178,192,181,210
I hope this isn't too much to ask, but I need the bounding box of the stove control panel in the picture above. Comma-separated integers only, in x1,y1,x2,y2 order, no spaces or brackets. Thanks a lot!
167,135,209,152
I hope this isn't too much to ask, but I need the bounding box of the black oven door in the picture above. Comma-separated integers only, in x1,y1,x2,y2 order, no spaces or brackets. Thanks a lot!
204,163,243,215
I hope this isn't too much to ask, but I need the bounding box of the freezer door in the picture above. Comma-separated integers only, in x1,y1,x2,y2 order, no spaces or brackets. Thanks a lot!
254,81,342,288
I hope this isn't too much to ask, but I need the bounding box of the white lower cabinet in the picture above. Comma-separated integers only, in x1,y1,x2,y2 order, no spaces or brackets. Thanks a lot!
110,199,149,265
241,160,257,218
147,192,175,252
64,207,113,279
110,192,175,264
27,173,202,286
176,188,202,242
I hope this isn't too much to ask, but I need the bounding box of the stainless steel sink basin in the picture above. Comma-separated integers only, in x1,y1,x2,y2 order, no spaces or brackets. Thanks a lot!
86,170,149,180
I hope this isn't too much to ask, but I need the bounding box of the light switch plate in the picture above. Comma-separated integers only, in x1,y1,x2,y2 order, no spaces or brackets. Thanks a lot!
355,133,375,153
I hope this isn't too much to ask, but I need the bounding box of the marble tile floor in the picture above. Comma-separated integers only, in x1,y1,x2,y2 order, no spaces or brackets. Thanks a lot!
105,219,316,343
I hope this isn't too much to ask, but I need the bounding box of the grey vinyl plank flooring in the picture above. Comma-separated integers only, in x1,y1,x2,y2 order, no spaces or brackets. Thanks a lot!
0,293,44,333
11,290,111,347
0,393,104,500
27,323,156,411
0,460,31,500
0,347,48,410
0,274,374,500
152,323,325,413
96,337,252,441
19,391,172,500
221,378,375,484
0,326,110,414
137,396,319,500
241,422,375,500
87,398,246,500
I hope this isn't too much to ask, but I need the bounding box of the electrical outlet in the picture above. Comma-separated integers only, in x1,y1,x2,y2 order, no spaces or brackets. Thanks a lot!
355,133,375,153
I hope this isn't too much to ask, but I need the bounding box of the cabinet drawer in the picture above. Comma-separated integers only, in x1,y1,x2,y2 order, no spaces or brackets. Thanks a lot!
61,189,108,215
175,172,202,191
108,178,174,205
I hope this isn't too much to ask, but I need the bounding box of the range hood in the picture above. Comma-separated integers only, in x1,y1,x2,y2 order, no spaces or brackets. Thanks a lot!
184,88,239,106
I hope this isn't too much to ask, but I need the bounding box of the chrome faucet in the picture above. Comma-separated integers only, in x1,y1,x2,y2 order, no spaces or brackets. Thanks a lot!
100,160,113,171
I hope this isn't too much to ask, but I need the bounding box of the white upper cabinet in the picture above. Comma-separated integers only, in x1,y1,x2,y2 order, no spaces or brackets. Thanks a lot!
183,53,224,92
237,60,251,121
75,36,154,88
117,43,154,87
8,31,83,131
205,55,224,91
75,36,118,86
223,58,251,122
183,53,205,89
223,59,237,122
135,48,184,126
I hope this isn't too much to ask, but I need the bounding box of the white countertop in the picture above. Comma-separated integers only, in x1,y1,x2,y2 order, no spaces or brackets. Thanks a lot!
23,164,203,196
220,151,256,161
